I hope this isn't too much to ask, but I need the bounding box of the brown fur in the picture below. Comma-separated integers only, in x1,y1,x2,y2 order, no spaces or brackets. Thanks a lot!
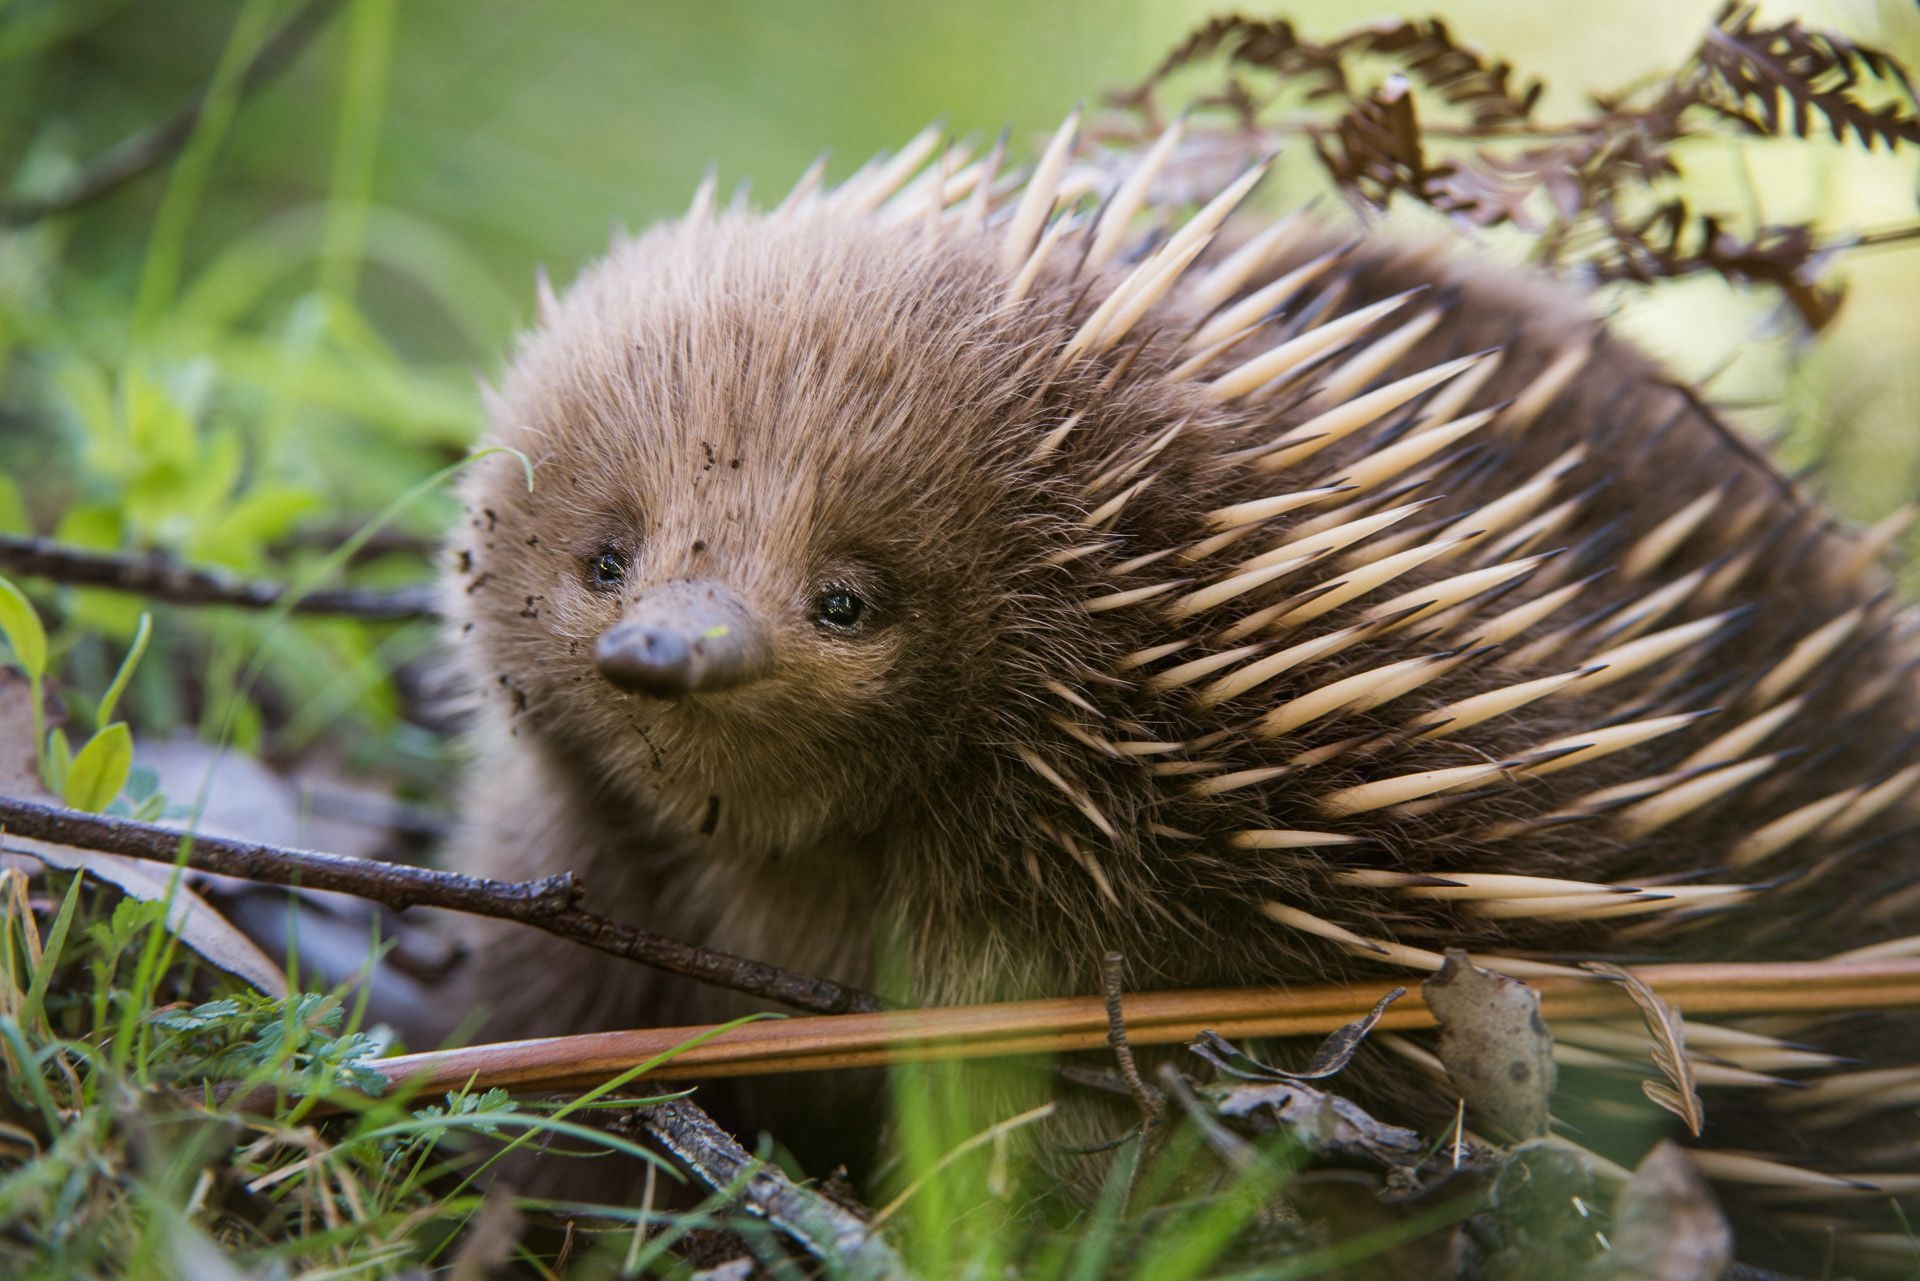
439,172,1920,1262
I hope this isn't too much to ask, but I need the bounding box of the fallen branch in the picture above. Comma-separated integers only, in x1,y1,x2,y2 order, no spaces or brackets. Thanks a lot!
637,1097,914,1281
341,956,1920,1101
0,793,879,1015
0,534,437,621
0,0,345,226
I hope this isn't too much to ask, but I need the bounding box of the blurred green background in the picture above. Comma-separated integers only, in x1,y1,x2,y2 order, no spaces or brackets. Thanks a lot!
1,0,1917,767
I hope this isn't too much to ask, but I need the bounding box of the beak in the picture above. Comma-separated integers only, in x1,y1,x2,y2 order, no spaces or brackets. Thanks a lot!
594,579,773,698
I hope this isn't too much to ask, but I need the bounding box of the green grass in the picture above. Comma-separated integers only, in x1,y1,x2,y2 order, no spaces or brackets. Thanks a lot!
0,869,1492,1277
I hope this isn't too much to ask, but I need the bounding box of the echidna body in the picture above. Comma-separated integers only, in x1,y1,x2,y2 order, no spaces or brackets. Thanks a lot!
445,119,1920,1263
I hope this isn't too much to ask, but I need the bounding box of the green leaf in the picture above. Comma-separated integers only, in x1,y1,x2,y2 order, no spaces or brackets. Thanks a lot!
191,483,322,567
64,722,133,813
21,875,84,1034
41,725,71,798
54,359,121,470
0,574,46,678
0,474,26,535
52,502,124,550
96,612,152,728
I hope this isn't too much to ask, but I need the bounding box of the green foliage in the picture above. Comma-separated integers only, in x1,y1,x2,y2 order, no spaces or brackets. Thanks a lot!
146,991,388,1095
61,718,129,810
0,571,148,810
0,870,696,1279
0,572,46,678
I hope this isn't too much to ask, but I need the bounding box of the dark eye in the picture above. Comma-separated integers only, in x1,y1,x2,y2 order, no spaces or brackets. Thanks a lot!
585,548,629,591
812,588,866,631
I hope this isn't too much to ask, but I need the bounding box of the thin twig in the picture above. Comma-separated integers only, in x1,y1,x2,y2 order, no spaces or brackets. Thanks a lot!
329,956,1920,1102
0,0,347,226
1157,1061,1261,1173
1101,951,1164,1123
636,1096,915,1281
0,794,880,1015
0,534,438,621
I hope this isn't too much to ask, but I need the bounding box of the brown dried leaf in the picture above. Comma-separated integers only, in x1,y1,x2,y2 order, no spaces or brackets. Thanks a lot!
1696,2,1920,150
1191,986,1404,1082
1126,15,1541,129
1583,961,1704,1136
1423,948,1555,1142
1112,5,1920,334
1603,1141,1733,1281
1209,1076,1427,1167
1314,74,1437,211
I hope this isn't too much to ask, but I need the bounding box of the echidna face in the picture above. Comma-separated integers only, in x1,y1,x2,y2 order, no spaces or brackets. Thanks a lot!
450,211,1118,852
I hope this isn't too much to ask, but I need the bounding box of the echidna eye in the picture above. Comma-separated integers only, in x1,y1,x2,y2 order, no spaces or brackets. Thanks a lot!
585,548,629,591
812,588,866,631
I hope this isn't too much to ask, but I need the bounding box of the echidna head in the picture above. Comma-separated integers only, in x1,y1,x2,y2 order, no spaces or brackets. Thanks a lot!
450,205,1208,854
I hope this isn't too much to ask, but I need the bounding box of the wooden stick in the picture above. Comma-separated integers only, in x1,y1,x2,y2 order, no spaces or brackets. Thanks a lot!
352,958,1920,1102
0,534,436,621
0,794,880,1015
0,1,345,226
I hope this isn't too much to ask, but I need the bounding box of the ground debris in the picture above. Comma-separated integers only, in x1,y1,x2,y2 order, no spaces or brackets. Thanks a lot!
1425,949,1556,1142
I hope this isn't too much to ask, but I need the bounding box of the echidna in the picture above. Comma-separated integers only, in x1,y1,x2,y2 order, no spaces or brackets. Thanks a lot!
442,115,1920,1268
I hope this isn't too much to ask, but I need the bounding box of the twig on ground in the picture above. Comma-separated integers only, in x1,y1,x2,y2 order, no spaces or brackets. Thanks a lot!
1157,1061,1262,1173
0,534,438,621
0,0,346,226
0,793,880,1015
636,1096,915,1281
1101,951,1165,1124
311,955,1920,1105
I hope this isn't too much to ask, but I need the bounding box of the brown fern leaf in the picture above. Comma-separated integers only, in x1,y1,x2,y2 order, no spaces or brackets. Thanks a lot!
1692,1,1920,149
1124,14,1541,129
1336,18,1542,128
1120,15,1352,116
1108,7,1920,333
1588,201,1847,333
1313,74,1437,210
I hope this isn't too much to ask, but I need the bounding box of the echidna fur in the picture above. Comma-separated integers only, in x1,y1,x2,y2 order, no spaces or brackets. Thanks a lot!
440,117,1920,1267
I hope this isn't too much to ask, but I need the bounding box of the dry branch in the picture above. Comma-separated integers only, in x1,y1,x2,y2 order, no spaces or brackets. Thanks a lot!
0,793,879,1015
637,1097,913,1281
0,534,437,621
0,0,346,226
338,957,1920,1103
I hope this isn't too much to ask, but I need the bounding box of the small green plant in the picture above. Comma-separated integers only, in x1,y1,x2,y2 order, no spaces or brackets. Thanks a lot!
0,571,155,815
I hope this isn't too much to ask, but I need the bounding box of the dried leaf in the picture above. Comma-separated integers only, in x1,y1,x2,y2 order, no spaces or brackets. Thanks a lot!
1191,986,1404,1081
1208,1075,1426,1167
1695,2,1920,151
1108,5,1920,334
1423,948,1555,1141
1314,75,1438,212
1583,961,1705,1136
1603,1141,1733,1281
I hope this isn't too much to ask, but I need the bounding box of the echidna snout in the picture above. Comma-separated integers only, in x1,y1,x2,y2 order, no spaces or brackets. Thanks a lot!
594,580,776,699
